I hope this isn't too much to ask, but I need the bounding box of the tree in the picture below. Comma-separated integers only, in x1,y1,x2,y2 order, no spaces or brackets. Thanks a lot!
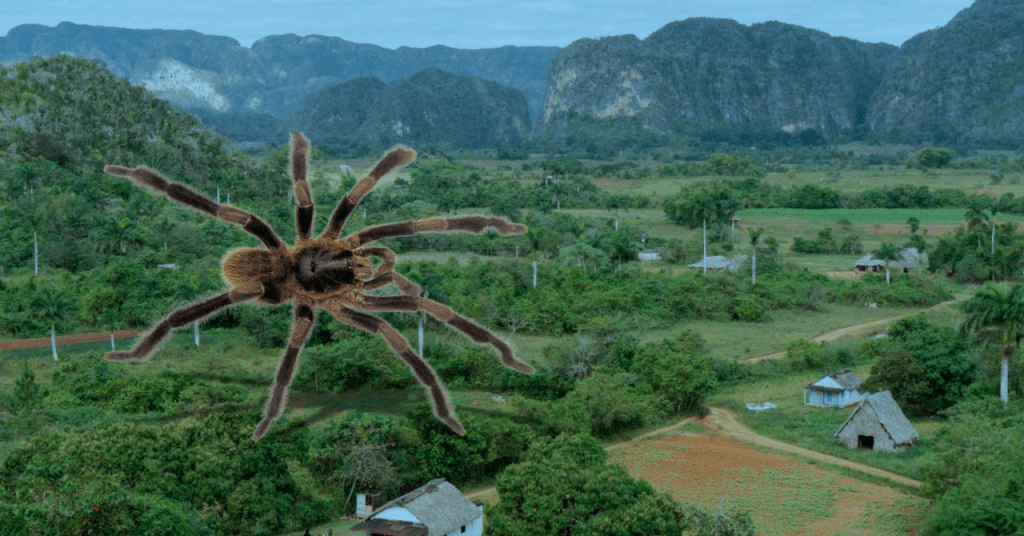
31,286,74,360
12,360,45,412
873,242,902,285
633,332,717,414
959,283,1024,405
487,432,753,536
861,316,975,415
907,216,921,235
748,227,763,285
913,147,955,168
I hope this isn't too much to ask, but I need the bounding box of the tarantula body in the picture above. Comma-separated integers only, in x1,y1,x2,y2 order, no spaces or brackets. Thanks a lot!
104,133,534,440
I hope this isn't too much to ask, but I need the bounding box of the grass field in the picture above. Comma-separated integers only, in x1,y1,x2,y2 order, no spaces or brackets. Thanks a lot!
707,362,939,481
592,165,1022,199
606,411,930,535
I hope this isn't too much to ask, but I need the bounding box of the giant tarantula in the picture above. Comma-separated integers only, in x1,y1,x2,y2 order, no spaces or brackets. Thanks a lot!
104,132,534,440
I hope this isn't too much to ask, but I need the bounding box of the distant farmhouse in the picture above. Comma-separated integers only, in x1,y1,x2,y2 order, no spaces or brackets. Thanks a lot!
689,254,746,272
854,247,926,273
804,370,865,408
351,478,483,536
835,390,919,452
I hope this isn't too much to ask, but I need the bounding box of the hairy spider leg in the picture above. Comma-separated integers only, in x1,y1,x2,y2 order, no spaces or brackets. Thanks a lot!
289,132,315,242
106,282,264,361
104,165,286,252
328,304,465,435
356,247,421,295
253,303,315,440
358,295,534,374
350,216,527,249
320,146,417,240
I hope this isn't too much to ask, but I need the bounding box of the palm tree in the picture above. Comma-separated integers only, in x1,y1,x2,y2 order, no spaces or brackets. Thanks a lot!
873,242,902,285
748,227,764,285
689,190,717,276
960,283,1024,405
32,287,74,361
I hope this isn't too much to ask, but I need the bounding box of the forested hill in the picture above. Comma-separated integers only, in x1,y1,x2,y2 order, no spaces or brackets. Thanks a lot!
534,19,896,145
3,1,1023,149
0,22,557,143
868,0,1024,146
0,55,280,274
284,68,531,151
538,0,1024,149
0,55,239,181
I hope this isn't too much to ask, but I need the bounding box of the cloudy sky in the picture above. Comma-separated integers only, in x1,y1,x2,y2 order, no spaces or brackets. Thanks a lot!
5,0,973,49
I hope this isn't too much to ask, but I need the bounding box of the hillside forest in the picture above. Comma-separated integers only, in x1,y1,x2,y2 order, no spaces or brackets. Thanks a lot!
1,55,1024,535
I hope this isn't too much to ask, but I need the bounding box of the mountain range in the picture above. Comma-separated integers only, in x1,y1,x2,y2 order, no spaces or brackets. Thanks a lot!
1,0,1021,149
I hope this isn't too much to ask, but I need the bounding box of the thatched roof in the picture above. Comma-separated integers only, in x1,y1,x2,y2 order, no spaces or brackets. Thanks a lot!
854,247,926,270
806,369,862,392
359,478,480,536
835,390,919,445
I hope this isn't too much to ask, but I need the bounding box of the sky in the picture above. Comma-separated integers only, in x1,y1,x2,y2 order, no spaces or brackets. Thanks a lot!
4,0,974,50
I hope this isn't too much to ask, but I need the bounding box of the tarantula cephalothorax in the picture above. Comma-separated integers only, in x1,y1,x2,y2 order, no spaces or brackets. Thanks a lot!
104,132,534,440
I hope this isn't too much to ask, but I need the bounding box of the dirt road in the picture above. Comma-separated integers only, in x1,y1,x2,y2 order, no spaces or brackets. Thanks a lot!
702,407,922,488
0,330,142,351
744,299,958,363
463,405,921,503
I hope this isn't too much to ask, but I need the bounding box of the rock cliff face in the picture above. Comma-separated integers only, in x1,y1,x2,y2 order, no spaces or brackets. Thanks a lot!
0,22,557,142
284,69,530,149
536,18,896,142
5,6,1023,149
867,0,1024,147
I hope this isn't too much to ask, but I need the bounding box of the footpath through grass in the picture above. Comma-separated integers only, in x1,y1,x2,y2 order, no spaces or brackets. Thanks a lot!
707,362,939,483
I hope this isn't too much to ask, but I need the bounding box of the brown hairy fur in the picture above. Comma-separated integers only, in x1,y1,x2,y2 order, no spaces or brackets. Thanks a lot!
103,132,533,440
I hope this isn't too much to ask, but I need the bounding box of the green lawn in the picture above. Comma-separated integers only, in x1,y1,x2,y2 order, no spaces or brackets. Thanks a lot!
708,362,939,482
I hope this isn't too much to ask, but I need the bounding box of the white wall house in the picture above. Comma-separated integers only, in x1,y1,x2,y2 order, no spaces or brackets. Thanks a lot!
351,478,483,536
804,369,865,407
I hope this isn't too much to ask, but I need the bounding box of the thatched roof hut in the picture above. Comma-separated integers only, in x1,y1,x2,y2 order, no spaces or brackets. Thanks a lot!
834,390,919,452
854,247,926,273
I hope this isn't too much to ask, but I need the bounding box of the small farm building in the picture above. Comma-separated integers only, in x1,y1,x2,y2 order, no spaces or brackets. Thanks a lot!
804,370,865,407
854,247,926,273
689,255,746,272
834,390,919,452
638,250,661,261
350,478,483,536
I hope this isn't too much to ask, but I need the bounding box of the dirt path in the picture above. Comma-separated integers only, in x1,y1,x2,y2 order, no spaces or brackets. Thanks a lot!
702,407,922,488
744,299,958,363
0,330,142,351
464,405,921,503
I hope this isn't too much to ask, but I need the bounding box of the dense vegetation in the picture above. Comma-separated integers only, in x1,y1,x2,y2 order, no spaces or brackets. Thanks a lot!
1,55,1023,535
